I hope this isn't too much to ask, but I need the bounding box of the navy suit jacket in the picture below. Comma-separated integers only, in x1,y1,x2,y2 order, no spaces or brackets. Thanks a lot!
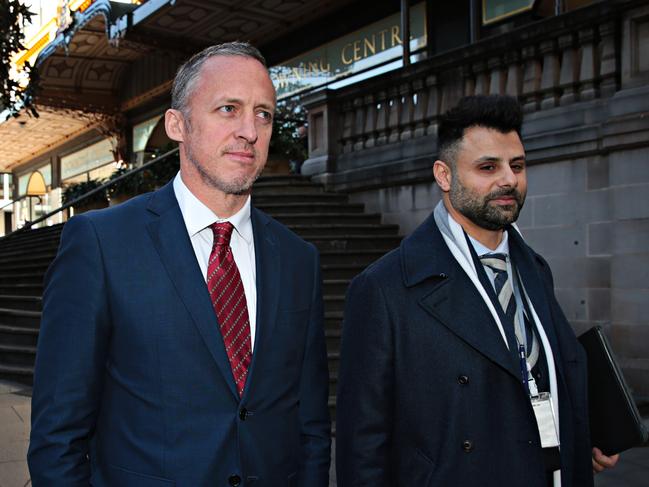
336,212,592,487
28,182,331,487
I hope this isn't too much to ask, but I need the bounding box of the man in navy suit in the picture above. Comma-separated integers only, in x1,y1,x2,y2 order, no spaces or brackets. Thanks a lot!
336,95,617,486
28,42,330,487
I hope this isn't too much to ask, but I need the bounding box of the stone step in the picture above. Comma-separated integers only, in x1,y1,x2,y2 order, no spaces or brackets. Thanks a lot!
323,295,345,313
273,213,382,226
0,295,42,312
252,184,325,196
0,324,39,347
0,261,52,276
0,284,42,296
252,192,347,204
288,223,399,237
0,363,33,385
0,224,62,243
0,308,41,327
321,264,366,280
324,311,343,330
256,175,307,184
308,235,401,252
257,202,365,215
0,343,37,367
0,241,59,260
0,273,45,286
323,279,351,296
325,328,341,352
319,250,388,266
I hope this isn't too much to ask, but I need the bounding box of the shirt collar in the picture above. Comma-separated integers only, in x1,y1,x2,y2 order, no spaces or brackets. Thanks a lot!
173,172,253,244
468,229,509,257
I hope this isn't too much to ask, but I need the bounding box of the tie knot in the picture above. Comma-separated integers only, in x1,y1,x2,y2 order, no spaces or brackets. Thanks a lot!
210,221,234,247
479,252,508,272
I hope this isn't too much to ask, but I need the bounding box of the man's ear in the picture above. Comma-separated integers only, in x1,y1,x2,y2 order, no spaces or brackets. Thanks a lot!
165,109,186,143
433,160,452,192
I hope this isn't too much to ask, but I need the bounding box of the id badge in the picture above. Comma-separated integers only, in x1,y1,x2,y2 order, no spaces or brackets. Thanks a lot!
531,392,560,448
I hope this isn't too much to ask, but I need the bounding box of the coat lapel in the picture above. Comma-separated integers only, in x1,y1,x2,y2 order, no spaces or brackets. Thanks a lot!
241,208,280,398
145,183,239,399
508,228,565,377
403,213,520,380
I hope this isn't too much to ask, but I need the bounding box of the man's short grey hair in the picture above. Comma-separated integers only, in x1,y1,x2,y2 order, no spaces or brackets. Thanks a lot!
171,42,268,116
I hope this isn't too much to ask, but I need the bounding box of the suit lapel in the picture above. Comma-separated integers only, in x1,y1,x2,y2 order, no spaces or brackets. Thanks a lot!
146,183,239,400
403,213,520,380
241,208,280,398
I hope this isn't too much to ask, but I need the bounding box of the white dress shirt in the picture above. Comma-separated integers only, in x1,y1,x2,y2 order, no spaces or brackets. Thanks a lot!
173,173,257,351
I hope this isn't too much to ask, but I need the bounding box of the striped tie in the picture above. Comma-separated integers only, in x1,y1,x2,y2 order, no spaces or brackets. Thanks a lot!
207,222,252,396
479,253,538,368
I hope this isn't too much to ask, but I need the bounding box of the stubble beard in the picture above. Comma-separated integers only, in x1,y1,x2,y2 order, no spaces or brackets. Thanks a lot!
183,136,264,196
449,174,526,231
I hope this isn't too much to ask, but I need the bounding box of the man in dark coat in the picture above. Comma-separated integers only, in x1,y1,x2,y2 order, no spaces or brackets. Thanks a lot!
336,95,617,487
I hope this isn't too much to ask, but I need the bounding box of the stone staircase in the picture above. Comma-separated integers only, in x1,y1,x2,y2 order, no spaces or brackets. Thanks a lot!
0,175,401,421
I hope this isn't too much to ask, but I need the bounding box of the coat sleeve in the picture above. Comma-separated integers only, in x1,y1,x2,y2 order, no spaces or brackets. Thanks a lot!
336,270,394,487
28,215,111,486
296,245,332,487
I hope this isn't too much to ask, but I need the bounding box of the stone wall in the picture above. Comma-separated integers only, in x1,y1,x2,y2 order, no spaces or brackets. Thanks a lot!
314,0,649,402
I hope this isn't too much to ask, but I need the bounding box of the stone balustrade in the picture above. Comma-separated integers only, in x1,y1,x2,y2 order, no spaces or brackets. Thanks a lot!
302,0,637,182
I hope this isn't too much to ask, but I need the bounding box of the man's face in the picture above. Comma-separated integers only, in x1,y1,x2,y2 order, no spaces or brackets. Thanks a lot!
179,55,276,195
448,126,527,231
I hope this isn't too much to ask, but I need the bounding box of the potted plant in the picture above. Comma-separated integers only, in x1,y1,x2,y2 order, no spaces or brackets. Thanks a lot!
62,179,108,213
107,165,155,206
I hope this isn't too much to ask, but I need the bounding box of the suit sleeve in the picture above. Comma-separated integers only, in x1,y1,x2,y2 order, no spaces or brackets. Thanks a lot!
336,270,394,487
28,215,111,486
296,245,332,487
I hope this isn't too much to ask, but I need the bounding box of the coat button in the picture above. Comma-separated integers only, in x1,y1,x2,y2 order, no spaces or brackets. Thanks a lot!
462,440,474,452
239,408,248,421
228,474,242,486
458,375,469,385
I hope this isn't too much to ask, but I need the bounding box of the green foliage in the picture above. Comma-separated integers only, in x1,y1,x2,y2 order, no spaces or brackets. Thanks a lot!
150,144,180,187
0,0,40,119
107,165,155,198
61,179,107,206
270,98,307,163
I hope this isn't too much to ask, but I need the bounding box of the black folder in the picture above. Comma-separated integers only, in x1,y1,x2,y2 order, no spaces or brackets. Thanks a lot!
578,325,648,456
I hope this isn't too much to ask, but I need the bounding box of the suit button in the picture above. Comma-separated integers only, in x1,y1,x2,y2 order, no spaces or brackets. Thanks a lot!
458,375,469,385
239,408,248,420
462,440,474,452
228,474,242,486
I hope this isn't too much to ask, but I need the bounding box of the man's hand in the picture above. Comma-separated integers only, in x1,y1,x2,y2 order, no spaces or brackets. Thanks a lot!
592,447,620,473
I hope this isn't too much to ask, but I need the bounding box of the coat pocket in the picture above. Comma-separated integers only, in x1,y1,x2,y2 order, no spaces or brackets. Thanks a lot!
106,464,175,486
397,448,436,487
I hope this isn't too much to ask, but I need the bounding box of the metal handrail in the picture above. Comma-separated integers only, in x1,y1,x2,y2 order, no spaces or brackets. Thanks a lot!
0,194,29,212
15,146,179,234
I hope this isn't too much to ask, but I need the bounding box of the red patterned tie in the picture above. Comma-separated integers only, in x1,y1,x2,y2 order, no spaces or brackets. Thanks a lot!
207,222,252,396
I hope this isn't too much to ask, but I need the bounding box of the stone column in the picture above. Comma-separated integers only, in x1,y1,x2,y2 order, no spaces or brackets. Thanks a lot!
558,33,578,106
363,93,377,148
540,39,560,109
425,74,439,136
504,51,522,97
399,81,415,141
301,89,339,177
578,27,598,101
387,86,401,144
488,56,505,95
352,96,366,152
521,45,542,113
598,21,618,98
375,89,389,146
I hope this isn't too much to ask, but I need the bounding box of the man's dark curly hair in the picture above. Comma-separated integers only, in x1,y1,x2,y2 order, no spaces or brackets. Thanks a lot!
437,95,523,167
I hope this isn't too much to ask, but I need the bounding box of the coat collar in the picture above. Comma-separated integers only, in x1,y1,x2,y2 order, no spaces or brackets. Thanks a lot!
402,212,522,381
